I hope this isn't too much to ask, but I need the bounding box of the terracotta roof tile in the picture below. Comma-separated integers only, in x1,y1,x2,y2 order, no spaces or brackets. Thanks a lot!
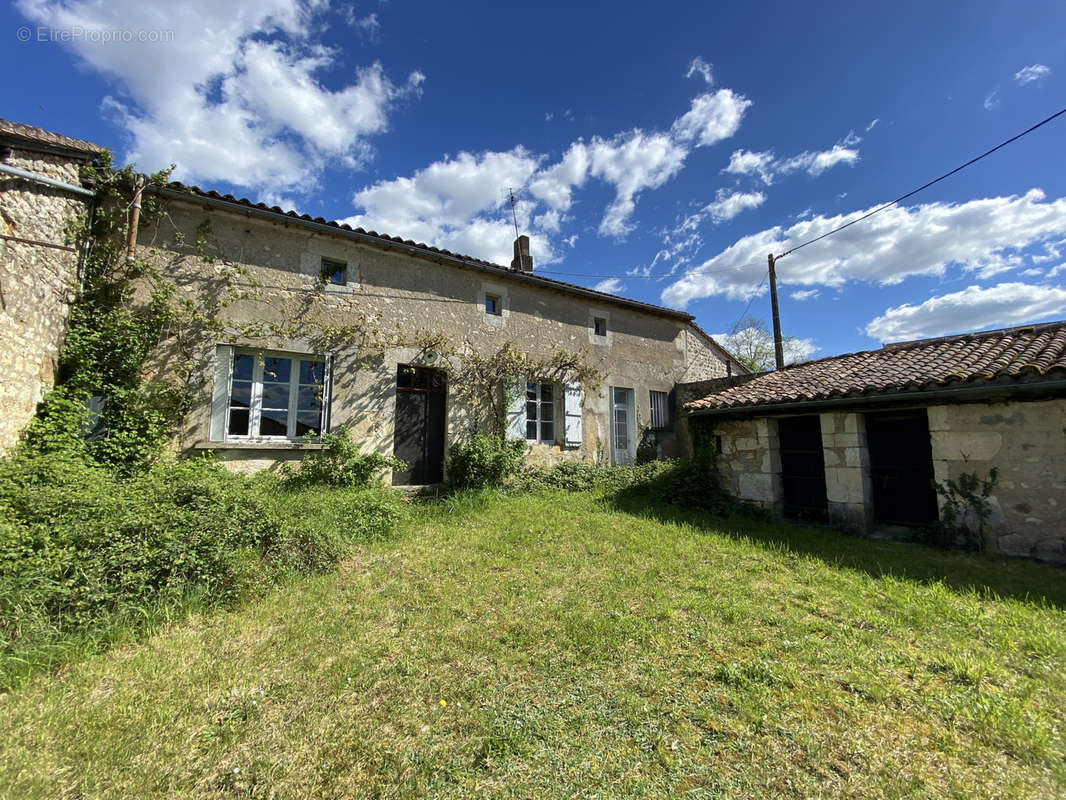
0,119,103,156
687,320,1066,412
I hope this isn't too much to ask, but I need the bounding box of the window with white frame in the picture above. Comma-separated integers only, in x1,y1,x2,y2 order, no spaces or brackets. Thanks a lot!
227,351,328,439
525,381,555,442
650,390,669,430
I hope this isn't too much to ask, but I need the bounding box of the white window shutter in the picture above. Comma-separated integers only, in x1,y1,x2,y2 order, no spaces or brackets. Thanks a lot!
322,354,334,433
209,345,234,441
505,378,526,441
564,381,583,446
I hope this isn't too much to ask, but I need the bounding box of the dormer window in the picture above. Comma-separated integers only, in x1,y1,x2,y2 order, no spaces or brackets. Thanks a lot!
321,257,347,286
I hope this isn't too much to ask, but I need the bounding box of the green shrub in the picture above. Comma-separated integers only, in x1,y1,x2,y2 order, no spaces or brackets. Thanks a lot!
280,427,403,488
446,434,527,490
0,449,407,689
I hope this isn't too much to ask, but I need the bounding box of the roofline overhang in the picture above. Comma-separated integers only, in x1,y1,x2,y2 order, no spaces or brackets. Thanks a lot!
686,377,1066,418
0,133,101,162
155,186,696,323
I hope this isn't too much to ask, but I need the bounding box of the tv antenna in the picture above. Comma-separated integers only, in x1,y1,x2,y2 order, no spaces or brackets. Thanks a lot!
507,187,520,240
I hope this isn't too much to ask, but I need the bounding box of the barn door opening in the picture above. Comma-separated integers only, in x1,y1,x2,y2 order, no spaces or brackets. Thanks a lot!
865,409,938,526
778,415,828,522
392,364,446,485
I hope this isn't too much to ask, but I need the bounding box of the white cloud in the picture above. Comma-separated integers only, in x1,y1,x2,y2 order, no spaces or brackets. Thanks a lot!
355,12,380,34
865,118,880,132
1015,64,1051,85
685,56,713,86
723,149,776,184
865,283,1066,342
790,289,820,301
16,0,422,193
705,189,765,223
587,131,688,237
984,89,1001,111
722,133,859,184
593,278,624,294
671,90,751,148
661,189,1066,308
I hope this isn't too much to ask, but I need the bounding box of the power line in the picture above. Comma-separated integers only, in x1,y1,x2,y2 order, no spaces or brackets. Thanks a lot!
776,105,1066,261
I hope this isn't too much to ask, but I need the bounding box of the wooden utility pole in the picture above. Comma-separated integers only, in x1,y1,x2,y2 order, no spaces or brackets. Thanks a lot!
767,253,785,370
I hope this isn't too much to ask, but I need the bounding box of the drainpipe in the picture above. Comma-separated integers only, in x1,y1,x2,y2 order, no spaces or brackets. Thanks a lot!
126,174,145,263
0,161,96,198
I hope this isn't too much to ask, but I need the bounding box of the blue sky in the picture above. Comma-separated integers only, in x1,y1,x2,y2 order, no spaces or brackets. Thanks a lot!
5,0,1066,359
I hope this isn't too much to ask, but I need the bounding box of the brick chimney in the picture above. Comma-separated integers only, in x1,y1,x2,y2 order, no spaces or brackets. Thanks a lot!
511,235,533,273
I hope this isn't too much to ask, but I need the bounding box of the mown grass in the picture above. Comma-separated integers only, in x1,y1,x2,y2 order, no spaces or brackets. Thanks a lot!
1,489,1064,799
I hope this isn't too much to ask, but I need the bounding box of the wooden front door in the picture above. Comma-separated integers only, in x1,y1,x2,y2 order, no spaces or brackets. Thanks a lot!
392,364,447,485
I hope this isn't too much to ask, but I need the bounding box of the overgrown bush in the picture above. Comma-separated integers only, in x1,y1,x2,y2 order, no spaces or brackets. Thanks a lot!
280,427,403,488
446,434,527,490
0,448,406,689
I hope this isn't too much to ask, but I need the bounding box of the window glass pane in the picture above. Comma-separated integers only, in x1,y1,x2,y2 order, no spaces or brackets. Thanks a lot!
262,357,291,383
230,380,251,408
526,401,537,420
526,381,536,399
228,408,249,436
297,386,323,411
233,354,254,381
322,259,346,285
526,420,537,440
299,360,324,385
260,409,288,436
296,410,322,437
541,402,554,421
541,422,554,442
261,383,290,409
540,383,553,401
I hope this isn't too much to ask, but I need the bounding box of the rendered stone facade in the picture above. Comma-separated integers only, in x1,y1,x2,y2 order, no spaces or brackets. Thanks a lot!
0,142,96,452
137,193,737,475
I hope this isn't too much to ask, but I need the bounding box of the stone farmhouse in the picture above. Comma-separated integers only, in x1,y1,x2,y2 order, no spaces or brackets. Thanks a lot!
0,118,746,481
684,322,1066,564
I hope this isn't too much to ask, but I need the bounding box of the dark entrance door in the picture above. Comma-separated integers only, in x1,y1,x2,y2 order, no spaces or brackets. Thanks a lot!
778,416,828,522
865,409,939,525
392,364,446,485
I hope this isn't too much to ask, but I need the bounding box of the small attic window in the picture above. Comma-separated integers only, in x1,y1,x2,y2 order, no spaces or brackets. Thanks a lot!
321,257,347,286
593,316,608,337
485,293,502,316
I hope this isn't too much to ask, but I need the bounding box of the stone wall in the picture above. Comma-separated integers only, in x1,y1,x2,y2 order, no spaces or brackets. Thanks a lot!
137,197,731,473
713,417,782,514
819,411,874,531
929,398,1066,564
0,148,91,452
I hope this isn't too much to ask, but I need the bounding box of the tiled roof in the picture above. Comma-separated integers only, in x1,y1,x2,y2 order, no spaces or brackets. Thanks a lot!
0,119,103,156
688,320,1066,412
160,181,697,322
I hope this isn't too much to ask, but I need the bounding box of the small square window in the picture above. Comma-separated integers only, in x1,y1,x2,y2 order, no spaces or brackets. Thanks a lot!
321,258,347,286
485,293,502,316
593,317,607,337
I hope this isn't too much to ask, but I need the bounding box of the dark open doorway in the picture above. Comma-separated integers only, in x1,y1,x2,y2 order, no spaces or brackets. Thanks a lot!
392,364,446,485
778,415,828,522
865,409,939,526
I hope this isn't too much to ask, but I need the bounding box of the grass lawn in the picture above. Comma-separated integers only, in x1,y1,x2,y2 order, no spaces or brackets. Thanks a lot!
2,489,1065,798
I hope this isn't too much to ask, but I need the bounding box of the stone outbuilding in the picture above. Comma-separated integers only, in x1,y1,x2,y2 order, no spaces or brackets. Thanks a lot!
684,321,1066,564
0,120,102,452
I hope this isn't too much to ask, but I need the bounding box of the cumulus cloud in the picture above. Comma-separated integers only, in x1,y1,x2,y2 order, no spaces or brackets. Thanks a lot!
723,133,859,185
685,56,713,85
704,189,765,223
1015,64,1051,85
16,0,423,192
661,189,1066,308
865,283,1066,342
790,289,820,301
592,277,624,294
671,90,751,148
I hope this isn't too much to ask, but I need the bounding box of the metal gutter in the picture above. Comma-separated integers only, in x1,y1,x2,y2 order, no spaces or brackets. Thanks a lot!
156,186,695,322
0,162,95,198
686,378,1066,417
